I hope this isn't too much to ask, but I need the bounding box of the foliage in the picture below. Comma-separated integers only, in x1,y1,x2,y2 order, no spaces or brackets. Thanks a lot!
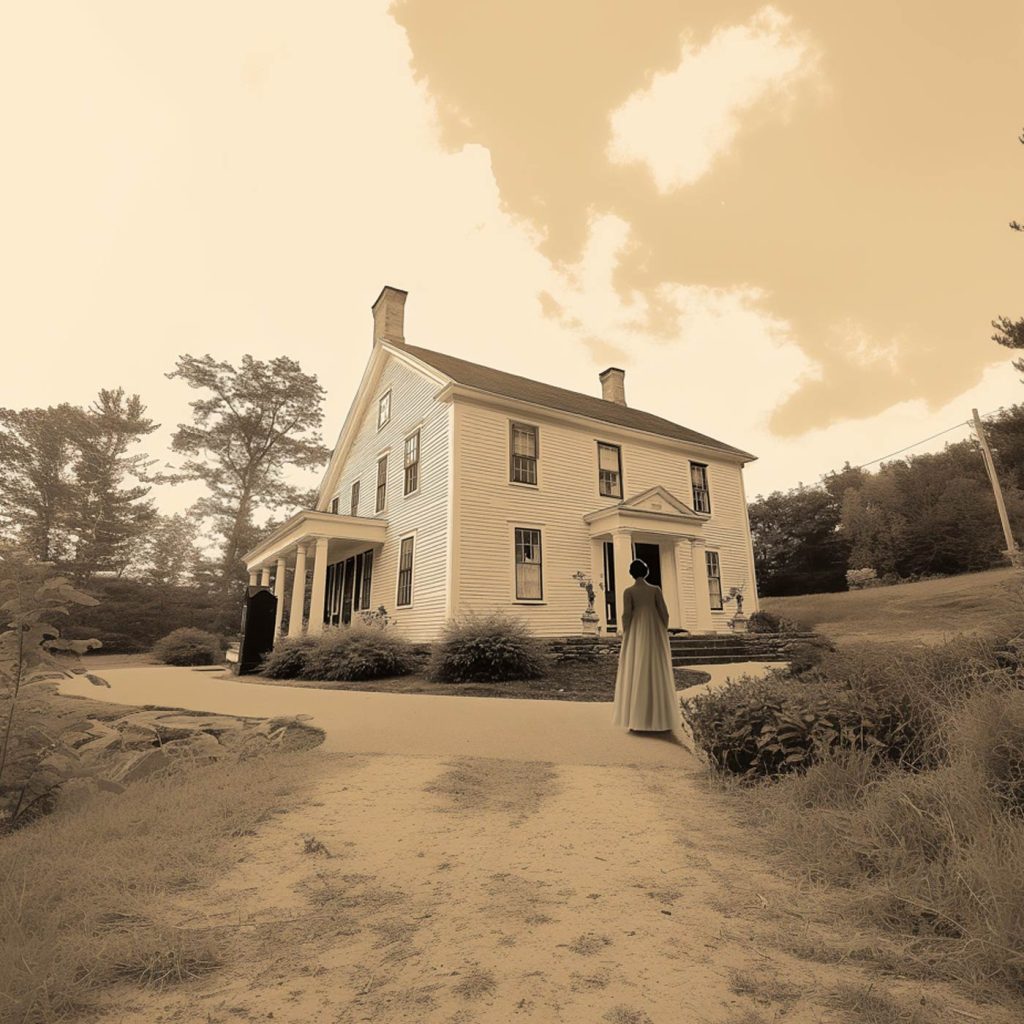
845,567,879,589
0,547,109,831
682,673,920,781
745,610,807,634
260,624,417,681
151,628,224,666
428,613,546,683
990,127,1023,373
0,391,157,580
260,634,320,679
358,605,392,629
61,577,233,653
132,512,205,588
747,476,856,596
163,354,331,594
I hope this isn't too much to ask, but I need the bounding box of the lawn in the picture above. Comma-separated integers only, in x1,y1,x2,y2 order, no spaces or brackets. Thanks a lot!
762,567,1022,646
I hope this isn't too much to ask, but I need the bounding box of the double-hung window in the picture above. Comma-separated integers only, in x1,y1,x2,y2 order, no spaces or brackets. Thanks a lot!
329,496,340,514
691,462,711,514
350,480,360,516
360,549,373,609
510,422,538,485
396,537,414,607
597,442,622,498
514,527,543,600
705,550,723,610
404,430,420,495
375,455,388,512
378,390,391,429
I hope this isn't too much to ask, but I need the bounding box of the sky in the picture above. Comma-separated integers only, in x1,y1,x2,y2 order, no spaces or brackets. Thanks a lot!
1,0,1022,518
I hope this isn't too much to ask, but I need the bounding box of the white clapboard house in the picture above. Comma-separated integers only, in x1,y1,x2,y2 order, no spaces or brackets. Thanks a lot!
243,286,760,643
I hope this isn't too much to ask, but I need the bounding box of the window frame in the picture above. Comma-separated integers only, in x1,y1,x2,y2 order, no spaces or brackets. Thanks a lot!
403,429,420,496
691,461,711,515
350,480,360,516
360,549,373,610
377,389,392,430
705,549,723,610
596,441,623,499
396,535,414,608
375,455,388,513
509,421,540,487
329,496,340,514
513,525,544,602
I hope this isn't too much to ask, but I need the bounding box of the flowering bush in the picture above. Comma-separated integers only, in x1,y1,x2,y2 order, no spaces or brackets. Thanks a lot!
846,567,880,590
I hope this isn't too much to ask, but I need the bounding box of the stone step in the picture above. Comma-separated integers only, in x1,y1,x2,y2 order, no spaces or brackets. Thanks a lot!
673,654,789,666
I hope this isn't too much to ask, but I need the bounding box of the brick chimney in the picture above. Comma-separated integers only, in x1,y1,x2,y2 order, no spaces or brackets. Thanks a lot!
599,367,626,406
371,285,407,346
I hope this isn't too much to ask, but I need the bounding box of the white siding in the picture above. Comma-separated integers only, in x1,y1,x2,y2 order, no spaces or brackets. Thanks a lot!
452,396,757,635
327,354,449,641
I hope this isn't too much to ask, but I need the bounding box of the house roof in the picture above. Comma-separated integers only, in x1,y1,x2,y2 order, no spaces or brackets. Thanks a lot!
395,341,756,461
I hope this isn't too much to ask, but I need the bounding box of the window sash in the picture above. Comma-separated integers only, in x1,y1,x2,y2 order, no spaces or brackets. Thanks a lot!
360,550,373,609
597,443,622,498
350,480,360,516
514,527,543,600
329,496,339,514
705,550,723,610
396,537,414,606
375,456,387,512
509,423,538,484
404,431,420,495
378,391,391,429
691,463,711,514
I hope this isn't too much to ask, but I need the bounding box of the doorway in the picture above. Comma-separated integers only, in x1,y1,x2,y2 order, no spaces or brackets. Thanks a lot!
632,541,662,589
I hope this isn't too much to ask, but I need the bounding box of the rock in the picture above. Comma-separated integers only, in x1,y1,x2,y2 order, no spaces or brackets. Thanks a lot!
110,748,172,783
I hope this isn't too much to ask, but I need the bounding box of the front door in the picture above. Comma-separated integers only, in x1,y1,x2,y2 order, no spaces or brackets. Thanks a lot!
633,542,662,589
602,541,617,629
341,555,356,624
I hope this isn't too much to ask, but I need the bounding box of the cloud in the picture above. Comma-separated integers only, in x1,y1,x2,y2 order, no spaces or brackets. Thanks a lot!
608,6,821,191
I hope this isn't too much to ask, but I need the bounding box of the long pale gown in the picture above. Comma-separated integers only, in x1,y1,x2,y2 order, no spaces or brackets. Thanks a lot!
612,579,680,731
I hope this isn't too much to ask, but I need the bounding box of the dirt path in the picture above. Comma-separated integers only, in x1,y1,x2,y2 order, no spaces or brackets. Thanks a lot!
96,748,1015,1024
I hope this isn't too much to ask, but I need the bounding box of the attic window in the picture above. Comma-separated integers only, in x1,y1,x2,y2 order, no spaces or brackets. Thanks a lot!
378,390,391,430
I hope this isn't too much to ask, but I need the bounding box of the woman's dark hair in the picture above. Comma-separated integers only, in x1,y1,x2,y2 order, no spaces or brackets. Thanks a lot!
628,559,649,579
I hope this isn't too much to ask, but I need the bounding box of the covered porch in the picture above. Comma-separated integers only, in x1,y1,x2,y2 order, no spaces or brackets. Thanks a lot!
243,510,387,640
584,485,715,635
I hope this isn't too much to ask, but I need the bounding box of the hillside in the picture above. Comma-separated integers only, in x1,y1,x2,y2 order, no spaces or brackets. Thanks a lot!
761,567,1022,646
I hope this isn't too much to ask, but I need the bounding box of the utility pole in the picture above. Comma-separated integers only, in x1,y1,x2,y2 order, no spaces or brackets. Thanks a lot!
972,408,1022,567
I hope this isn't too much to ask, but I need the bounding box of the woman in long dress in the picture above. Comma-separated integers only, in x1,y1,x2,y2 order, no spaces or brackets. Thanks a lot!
612,558,680,732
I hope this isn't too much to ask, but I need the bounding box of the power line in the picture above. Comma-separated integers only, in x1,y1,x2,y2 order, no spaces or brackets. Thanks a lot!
853,405,1008,471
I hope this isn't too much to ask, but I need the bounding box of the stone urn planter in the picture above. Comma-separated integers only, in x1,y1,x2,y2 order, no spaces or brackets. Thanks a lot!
581,608,600,635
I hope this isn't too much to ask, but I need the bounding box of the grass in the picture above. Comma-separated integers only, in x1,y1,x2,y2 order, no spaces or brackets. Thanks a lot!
243,655,711,702
0,735,321,1023
761,567,1021,646
727,635,1024,1005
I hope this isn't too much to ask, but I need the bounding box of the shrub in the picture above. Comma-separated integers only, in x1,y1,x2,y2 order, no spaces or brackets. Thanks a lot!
682,673,921,780
298,624,415,682
429,613,546,683
260,635,319,679
151,628,223,666
746,610,807,635
957,687,1024,816
846,567,880,590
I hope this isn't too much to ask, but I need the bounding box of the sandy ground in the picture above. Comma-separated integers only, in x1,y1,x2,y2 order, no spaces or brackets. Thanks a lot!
61,668,1017,1024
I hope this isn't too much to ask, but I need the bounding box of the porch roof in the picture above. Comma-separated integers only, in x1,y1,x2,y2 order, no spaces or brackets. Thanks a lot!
243,510,387,570
584,485,707,539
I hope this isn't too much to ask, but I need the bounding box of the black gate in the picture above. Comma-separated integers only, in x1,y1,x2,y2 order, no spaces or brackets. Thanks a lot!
237,586,278,675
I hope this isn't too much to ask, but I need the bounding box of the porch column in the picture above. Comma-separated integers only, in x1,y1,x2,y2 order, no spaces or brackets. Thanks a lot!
690,539,714,632
248,572,258,586
273,557,287,636
307,536,330,636
259,567,271,587
661,539,684,630
611,530,634,634
288,544,308,638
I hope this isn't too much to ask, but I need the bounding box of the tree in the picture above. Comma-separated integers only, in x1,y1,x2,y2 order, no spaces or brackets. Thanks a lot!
0,405,81,562
0,392,156,579
992,127,1023,368
132,512,205,588
165,355,331,592
66,389,157,582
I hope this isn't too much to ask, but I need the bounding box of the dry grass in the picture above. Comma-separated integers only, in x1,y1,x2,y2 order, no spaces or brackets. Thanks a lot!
823,981,933,1023
0,749,319,1023
727,967,803,1003
761,567,1020,647
736,640,1024,1004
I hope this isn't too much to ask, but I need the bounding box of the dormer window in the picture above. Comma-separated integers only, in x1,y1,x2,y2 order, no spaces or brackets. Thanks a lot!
378,390,391,430
691,462,711,514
